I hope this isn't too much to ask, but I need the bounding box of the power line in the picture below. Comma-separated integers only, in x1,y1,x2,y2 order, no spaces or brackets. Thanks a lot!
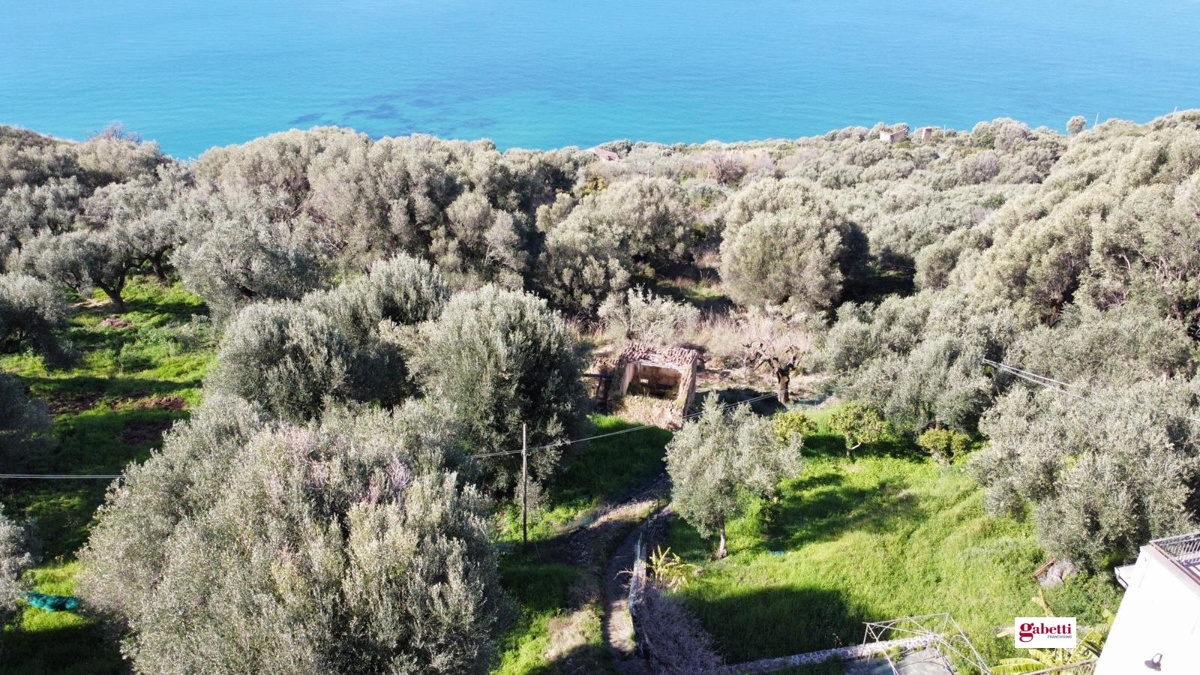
1,392,782,476
982,358,1200,424
475,391,780,459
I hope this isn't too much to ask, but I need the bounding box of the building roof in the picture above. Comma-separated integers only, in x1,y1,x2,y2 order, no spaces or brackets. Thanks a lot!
617,342,700,369
588,147,621,162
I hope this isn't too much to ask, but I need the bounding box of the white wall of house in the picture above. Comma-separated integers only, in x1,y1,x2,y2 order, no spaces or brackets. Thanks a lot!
1096,546,1200,674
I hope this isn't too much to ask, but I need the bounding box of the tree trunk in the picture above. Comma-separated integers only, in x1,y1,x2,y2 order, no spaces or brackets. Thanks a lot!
151,252,169,285
776,370,790,405
713,521,728,560
846,441,861,462
99,286,125,313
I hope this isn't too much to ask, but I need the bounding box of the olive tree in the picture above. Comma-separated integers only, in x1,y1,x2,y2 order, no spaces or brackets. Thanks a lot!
0,505,32,627
16,229,138,312
172,192,329,319
719,179,863,314
0,272,73,366
79,397,503,674
83,166,190,283
414,285,586,487
206,302,381,423
666,399,799,559
209,255,451,423
972,380,1200,569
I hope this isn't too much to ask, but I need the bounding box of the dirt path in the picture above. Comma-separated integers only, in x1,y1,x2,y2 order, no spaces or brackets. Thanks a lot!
587,476,672,674
531,474,670,673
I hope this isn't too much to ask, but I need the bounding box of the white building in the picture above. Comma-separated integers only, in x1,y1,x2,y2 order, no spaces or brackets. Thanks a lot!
1096,531,1200,674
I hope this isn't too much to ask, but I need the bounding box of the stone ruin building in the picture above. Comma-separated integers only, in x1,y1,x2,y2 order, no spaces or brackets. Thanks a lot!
590,343,701,425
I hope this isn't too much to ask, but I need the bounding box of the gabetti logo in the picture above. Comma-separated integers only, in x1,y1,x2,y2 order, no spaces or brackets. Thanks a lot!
1014,617,1077,649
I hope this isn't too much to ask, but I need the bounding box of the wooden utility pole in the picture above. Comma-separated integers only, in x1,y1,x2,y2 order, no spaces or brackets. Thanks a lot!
521,423,528,549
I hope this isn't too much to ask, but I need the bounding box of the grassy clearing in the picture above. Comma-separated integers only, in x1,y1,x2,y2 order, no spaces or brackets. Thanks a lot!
664,412,1122,669
496,416,670,544
0,278,213,673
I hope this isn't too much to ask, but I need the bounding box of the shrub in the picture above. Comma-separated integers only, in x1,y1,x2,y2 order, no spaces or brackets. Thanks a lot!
79,398,503,674
828,402,888,461
666,399,798,558
414,285,586,487
206,302,386,422
916,427,971,465
597,287,700,346
774,409,818,447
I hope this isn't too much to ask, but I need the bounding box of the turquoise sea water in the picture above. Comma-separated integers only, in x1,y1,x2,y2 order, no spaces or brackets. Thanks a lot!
3,0,1199,158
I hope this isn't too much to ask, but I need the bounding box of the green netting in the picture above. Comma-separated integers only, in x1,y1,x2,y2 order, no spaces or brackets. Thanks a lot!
24,591,80,612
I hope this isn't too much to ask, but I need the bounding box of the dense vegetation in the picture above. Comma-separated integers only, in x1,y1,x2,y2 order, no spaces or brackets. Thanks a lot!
2,110,1200,671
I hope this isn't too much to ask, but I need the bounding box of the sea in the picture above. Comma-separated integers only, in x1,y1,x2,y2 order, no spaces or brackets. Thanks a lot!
2,0,1199,158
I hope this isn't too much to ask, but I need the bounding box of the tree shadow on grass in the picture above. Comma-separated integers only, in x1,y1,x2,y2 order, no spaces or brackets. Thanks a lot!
1,611,122,675
801,433,926,463
30,375,200,406
121,294,208,323
763,472,924,551
681,585,868,665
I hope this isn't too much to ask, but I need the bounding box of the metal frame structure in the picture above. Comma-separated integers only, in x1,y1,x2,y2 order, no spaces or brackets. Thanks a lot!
861,613,992,674
1150,530,1200,585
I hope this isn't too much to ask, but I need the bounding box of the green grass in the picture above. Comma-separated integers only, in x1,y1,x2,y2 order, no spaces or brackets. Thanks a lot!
1,562,122,675
0,277,214,673
664,431,1122,669
493,558,604,675
496,415,670,544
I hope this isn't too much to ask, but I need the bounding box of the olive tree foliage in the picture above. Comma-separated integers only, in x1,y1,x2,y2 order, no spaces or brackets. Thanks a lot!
1007,302,1197,386
185,128,585,300
972,380,1200,569
966,112,1200,327
597,286,700,346
172,189,330,319
16,228,139,312
413,285,586,487
207,254,448,423
82,164,191,283
0,505,32,627
0,178,85,263
666,399,799,559
206,302,376,423
719,178,865,314
0,127,167,267
79,396,503,674
0,272,73,366
536,177,694,316
823,292,1020,433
